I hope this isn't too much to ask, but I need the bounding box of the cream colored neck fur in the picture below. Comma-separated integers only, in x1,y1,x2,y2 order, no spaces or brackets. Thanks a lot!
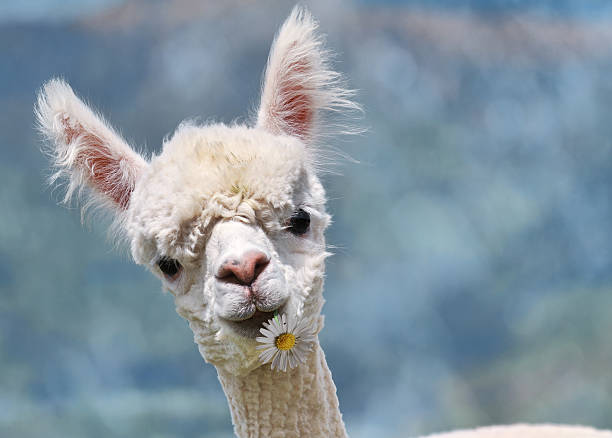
216,343,348,438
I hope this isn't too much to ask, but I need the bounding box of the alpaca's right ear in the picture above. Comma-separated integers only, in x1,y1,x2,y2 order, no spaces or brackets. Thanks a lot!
256,6,359,142
36,79,147,213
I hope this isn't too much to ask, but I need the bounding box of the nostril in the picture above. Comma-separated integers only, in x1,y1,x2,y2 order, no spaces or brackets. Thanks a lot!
216,250,270,286
253,255,269,280
216,263,243,285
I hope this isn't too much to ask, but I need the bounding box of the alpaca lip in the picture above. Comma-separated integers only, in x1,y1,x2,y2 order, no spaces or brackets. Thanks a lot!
222,308,282,339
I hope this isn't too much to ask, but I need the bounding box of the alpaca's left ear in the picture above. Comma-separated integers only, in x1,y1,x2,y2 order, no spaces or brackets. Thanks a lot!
36,79,147,213
256,6,358,142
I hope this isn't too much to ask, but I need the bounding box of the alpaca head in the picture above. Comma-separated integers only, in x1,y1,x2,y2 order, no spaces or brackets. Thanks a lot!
128,123,330,376
36,7,357,376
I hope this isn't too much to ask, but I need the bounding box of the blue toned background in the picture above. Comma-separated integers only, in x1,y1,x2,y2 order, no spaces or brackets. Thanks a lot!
2,1,612,437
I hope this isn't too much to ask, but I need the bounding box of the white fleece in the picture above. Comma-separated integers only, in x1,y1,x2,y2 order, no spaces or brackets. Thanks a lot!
424,424,612,438
218,343,347,438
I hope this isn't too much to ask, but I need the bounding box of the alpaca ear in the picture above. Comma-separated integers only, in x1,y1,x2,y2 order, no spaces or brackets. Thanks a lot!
256,6,358,142
36,79,147,212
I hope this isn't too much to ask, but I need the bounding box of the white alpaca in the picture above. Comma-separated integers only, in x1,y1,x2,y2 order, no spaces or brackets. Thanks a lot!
36,7,611,438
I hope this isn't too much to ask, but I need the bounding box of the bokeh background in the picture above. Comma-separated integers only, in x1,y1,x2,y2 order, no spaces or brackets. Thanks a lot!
2,0,612,437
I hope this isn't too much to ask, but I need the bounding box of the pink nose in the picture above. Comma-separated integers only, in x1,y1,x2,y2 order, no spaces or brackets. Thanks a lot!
216,250,270,285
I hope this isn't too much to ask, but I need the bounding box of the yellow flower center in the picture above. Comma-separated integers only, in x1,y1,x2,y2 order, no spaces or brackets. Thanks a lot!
275,333,296,351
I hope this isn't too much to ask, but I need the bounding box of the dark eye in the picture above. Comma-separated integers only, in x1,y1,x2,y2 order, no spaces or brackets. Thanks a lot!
157,257,182,280
287,209,310,235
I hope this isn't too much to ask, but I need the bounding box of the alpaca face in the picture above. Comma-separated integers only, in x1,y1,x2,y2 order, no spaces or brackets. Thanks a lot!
37,7,357,376
125,124,330,374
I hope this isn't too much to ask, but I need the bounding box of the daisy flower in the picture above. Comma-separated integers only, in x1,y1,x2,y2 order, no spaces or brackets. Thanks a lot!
256,313,316,372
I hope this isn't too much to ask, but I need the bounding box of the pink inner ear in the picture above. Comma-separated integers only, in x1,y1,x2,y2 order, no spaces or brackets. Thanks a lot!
62,118,135,210
273,56,314,140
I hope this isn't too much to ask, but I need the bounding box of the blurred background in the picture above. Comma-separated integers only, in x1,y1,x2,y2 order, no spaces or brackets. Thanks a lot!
2,0,612,437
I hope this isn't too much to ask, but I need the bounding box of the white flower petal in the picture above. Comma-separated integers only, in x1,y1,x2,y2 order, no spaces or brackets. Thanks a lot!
280,351,289,372
294,317,310,335
296,336,316,345
294,343,311,359
256,334,274,343
269,318,284,336
288,351,299,369
276,352,283,372
293,342,309,355
287,314,298,333
271,352,282,370
259,327,275,338
259,348,277,364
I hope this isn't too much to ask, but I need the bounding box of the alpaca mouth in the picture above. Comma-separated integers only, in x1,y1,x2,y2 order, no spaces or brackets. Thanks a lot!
222,309,280,339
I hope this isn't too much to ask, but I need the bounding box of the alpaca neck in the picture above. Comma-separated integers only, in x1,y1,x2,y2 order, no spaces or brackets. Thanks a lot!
216,342,348,438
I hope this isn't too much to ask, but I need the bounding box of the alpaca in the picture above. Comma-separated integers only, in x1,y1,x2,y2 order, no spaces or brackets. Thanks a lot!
36,6,612,438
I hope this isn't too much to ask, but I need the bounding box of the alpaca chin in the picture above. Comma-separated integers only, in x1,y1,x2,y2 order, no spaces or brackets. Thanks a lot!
220,309,281,339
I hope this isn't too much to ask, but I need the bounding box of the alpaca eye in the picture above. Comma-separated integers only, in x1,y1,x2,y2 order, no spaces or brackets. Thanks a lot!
287,209,310,235
157,257,182,280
